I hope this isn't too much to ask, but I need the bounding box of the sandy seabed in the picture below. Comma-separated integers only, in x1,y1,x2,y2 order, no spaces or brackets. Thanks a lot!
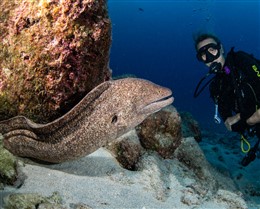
2,130,259,209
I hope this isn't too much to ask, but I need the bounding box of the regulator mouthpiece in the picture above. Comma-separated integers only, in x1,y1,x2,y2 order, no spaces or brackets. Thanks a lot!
209,62,222,74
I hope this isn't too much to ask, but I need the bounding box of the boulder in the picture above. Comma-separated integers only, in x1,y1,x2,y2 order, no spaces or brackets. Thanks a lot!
136,105,182,158
0,135,24,187
107,130,144,171
0,0,111,122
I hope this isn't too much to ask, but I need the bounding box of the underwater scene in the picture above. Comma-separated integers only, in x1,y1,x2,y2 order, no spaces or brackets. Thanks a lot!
109,0,260,208
0,0,260,208
109,0,260,132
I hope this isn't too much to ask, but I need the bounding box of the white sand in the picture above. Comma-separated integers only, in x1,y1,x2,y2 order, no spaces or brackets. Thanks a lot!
2,134,253,209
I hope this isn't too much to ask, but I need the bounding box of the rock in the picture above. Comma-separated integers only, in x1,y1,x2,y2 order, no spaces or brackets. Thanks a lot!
180,111,202,142
136,105,182,158
212,189,247,209
174,137,238,196
0,147,248,208
107,130,144,171
174,137,217,185
0,0,111,123
0,135,24,187
3,192,65,209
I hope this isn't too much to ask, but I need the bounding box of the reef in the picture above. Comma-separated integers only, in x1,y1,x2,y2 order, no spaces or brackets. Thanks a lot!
0,135,21,187
109,106,203,169
0,107,252,208
3,191,96,208
0,0,111,123
136,105,182,158
107,130,144,171
3,192,65,209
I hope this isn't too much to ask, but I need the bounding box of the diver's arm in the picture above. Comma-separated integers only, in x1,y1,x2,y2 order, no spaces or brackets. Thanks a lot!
218,96,246,132
224,113,241,131
247,109,260,125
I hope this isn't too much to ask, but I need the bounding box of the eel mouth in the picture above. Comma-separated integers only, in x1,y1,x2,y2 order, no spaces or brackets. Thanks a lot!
140,93,174,115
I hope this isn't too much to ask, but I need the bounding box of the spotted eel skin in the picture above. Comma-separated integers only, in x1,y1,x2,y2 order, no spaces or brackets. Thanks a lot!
0,78,173,163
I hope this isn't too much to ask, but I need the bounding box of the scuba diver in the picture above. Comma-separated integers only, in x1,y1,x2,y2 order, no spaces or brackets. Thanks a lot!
193,33,260,166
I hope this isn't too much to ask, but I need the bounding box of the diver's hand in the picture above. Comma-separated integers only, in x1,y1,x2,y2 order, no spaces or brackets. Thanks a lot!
247,109,260,126
224,113,241,131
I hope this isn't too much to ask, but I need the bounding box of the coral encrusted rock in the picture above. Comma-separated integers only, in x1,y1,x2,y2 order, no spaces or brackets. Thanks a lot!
0,135,21,186
0,0,111,123
3,192,64,209
136,105,182,158
107,130,144,171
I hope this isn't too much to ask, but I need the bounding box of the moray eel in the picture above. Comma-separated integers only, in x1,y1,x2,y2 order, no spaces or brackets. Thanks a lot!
0,78,173,163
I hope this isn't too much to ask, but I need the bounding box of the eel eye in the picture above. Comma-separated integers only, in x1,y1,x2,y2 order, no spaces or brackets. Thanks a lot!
111,115,118,124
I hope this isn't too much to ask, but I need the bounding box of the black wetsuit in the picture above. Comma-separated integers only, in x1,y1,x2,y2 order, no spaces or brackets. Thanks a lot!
209,48,260,134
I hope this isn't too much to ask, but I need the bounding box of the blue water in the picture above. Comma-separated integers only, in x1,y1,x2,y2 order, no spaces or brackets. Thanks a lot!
108,0,260,132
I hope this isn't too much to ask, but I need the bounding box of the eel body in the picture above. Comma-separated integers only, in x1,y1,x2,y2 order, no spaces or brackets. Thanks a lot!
0,78,173,163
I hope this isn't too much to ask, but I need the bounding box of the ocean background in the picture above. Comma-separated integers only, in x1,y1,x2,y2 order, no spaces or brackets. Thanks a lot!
107,0,260,133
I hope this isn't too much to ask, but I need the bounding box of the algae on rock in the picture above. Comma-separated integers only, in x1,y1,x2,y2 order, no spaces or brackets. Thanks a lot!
0,135,19,186
3,192,64,209
0,0,112,123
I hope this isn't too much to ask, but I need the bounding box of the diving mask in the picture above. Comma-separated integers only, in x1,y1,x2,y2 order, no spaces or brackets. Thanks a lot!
197,43,221,63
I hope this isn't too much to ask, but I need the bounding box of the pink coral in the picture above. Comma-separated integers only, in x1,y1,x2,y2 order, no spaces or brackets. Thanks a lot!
0,0,112,122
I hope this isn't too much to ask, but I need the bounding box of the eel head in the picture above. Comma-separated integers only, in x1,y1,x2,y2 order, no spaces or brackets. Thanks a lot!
94,78,174,140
